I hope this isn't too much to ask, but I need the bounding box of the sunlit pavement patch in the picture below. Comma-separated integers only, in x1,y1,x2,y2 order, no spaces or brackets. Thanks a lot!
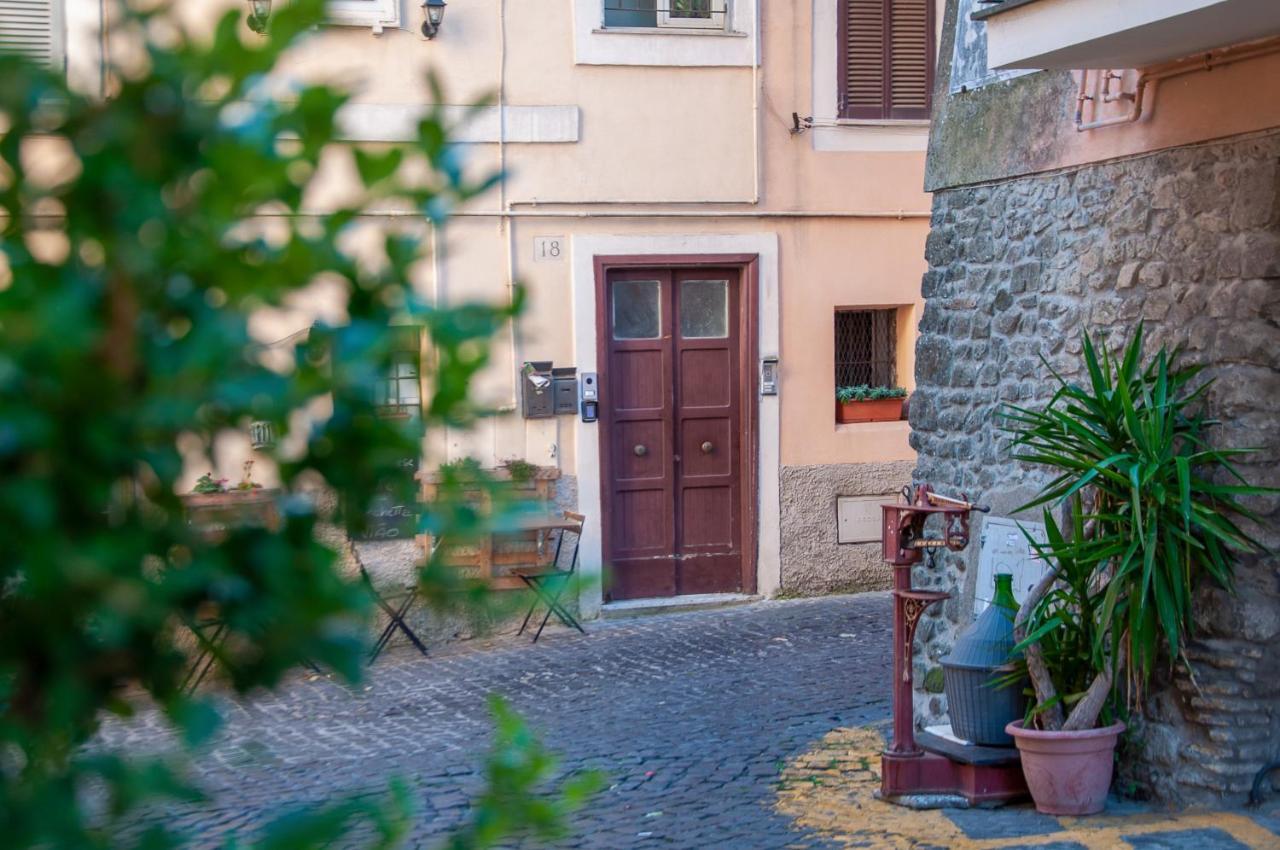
775,725,1280,849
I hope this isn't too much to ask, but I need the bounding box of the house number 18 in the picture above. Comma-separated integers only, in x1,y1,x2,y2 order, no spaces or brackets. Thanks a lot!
534,236,565,262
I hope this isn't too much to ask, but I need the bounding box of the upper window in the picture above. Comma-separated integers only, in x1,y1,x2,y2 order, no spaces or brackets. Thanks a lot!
838,0,935,120
0,0,66,71
374,330,422,419
604,0,728,30
327,0,401,33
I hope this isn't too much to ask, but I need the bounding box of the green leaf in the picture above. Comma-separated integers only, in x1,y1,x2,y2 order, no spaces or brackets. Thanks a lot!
354,147,404,188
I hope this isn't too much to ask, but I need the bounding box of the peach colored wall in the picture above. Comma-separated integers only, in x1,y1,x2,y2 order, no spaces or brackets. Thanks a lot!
777,218,926,467
1061,54,1280,170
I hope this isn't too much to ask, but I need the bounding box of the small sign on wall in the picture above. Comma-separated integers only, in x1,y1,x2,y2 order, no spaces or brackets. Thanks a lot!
974,516,1050,615
837,494,894,544
533,236,565,262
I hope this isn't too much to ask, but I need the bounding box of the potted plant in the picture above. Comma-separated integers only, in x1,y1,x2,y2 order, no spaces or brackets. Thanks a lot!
999,326,1271,815
835,384,907,423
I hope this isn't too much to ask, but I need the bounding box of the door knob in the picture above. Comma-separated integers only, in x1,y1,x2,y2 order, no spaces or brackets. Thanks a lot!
700,441,714,454
634,444,647,457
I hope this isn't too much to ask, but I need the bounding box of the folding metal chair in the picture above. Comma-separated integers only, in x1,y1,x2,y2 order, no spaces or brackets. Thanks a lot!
348,539,428,663
181,612,227,693
513,512,587,642
182,606,323,690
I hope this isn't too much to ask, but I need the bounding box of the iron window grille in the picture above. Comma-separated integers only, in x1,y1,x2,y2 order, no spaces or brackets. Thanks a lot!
835,308,897,388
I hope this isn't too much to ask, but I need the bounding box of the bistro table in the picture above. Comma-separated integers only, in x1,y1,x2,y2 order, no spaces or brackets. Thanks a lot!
427,511,583,589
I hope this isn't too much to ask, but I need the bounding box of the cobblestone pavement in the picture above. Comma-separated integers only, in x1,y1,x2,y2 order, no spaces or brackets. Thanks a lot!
778,727,1280,850
101,593,895,849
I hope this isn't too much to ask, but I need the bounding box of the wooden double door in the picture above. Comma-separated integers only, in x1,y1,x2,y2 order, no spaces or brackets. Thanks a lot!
599,265,752,601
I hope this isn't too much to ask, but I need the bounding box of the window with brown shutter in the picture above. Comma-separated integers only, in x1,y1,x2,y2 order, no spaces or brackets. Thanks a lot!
838,0,935,120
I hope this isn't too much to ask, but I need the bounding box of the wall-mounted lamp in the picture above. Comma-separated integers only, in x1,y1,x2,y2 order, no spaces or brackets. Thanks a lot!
421,0,447,39
246,0,271,34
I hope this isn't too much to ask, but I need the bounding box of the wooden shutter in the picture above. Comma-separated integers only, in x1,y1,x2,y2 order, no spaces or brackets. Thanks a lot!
839,0,934,120
0,0,64,69
889,0,931,118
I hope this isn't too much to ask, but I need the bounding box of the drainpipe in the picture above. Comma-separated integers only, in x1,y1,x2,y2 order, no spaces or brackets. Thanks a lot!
498,0,522,420
1075,36,1280,132
750,0,761,205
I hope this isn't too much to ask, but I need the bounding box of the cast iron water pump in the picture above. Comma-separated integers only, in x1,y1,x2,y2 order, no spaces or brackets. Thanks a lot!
878,485,1029,806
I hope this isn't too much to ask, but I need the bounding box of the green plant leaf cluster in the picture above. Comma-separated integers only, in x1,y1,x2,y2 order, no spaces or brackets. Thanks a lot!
1001,324,1273,717
0,2,594,847
835,385,907,402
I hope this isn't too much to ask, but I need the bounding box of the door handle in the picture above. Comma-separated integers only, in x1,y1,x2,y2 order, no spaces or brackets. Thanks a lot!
634,444,647,457
700,441,714,454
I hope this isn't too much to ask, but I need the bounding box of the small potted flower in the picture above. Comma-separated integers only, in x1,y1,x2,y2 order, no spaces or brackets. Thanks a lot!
835,384,907,423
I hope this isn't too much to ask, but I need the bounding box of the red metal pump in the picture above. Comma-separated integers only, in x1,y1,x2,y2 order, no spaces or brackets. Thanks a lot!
879,484,1028,806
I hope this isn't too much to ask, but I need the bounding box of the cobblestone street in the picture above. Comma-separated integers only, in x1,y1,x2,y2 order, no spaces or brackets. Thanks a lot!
102,594,893,849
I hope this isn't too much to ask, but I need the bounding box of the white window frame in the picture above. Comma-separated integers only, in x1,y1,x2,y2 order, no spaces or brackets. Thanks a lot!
656,0,728,30
575,0,755,66
326,0,401,33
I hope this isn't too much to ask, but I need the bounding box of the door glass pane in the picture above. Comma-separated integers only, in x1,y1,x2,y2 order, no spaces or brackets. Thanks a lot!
680,279,728,338
613,279,661,339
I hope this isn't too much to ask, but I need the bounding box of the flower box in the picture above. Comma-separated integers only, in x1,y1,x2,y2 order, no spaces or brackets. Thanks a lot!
182,489,281,536
836,397,905,424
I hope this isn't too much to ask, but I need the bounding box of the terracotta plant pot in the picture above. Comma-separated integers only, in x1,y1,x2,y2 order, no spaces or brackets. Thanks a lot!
836,397,905,423
1006,720,1125,815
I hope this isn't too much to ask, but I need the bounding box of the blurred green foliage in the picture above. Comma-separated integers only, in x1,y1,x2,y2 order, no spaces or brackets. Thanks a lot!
0,1,597,846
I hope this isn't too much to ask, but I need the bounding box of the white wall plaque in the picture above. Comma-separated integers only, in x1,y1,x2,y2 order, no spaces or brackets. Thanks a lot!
836,494,893,544
974,515,1050,615
533,236,566,262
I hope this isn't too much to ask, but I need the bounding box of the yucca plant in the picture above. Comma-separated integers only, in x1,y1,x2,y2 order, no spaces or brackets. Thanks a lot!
1000,324,1272,730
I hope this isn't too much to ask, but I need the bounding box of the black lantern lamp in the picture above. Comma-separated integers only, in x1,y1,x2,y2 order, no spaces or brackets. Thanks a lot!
246,0,271,34
421,0,447,39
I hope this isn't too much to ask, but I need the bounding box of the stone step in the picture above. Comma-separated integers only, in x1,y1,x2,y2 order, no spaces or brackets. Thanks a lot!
599,592,762,619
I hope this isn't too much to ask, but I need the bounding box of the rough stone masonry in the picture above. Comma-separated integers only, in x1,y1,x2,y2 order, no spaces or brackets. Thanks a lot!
908,129,1280,805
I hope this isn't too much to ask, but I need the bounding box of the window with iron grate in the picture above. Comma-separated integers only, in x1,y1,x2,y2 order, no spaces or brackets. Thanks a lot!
834,308,897,388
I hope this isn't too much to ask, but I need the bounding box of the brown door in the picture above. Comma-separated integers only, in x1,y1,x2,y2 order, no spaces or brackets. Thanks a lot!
600,267,744,600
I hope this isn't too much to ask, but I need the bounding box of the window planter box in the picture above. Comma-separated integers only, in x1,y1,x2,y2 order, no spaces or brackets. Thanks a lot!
182,489,281,536
836,397,905,424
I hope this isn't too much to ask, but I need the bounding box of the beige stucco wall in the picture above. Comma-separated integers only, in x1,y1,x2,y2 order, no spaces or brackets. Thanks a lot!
70,0,936,596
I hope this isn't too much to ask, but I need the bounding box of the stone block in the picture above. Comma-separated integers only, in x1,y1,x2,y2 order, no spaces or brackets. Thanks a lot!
1116,261,1142,289
1239,231,1280,279
1137,261,1166,288
1010,260,1041,293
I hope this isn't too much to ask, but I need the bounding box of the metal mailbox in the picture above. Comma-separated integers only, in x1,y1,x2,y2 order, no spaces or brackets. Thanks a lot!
521,361,555,419
552,367,578,415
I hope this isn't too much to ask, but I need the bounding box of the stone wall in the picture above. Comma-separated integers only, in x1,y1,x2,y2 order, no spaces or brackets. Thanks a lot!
909,129,1280,805
779,461,914,595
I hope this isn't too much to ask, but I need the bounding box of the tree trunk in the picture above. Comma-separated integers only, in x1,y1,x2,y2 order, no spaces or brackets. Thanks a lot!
1015,564,1065,731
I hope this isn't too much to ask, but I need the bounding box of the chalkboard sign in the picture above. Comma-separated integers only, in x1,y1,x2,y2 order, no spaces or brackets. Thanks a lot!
360,456,418,540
